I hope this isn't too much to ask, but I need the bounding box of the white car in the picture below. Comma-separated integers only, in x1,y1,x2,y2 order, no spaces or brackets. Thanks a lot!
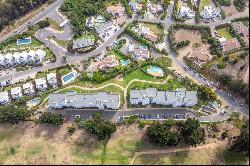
156,114,160,119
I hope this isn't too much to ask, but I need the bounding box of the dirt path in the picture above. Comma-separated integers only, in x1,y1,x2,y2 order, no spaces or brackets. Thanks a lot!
130,140,228,165
243,66,249,84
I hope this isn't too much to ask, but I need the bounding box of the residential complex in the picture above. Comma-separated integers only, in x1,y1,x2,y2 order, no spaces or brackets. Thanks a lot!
128,44,150,60
47,91,120,110
0,91,10,104
200,5,221,21
72,38,95,49
89,55,118,71
0,49,46,67
130,88,198,107
178,6,195,19
107,4,125,16
221,38,241,52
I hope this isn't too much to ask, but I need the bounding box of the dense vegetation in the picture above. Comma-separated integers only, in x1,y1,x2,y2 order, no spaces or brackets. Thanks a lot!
85,112,117,140
230,120,249,156
217,0,231,6
0,104,32,124
218,74,249,104
147,118,206,147
147,119,181,146
180,118,206,147
0,0,52,33
233,0,247,12
38,112,64,125
60,0,118,37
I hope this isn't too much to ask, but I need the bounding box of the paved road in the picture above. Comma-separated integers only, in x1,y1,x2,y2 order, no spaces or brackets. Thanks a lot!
46,108,229,122
0,0,65,43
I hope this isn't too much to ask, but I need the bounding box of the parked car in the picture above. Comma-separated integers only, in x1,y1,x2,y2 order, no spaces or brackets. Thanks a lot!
156,114,160,119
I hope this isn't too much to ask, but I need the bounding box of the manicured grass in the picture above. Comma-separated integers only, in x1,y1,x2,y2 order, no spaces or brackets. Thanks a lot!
6,37,43,49
123,69,156,85
156,56,172,69
141,22,163,36
199,0,211,10
58,66,71,76
127,77,184,92
134,148,248,165
216,27,233,39
107,50,127,60
77,34,95,40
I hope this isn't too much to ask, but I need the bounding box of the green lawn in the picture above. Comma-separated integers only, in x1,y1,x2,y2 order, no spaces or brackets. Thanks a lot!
123,69,159,85
199,0,211,10
216,27,233,39
107,50,128,60
58,66,71,76
156,56,172,69
6,37,43,49
53,38,69,47
141,22,163,36
134,148,248,165
77,34,95,40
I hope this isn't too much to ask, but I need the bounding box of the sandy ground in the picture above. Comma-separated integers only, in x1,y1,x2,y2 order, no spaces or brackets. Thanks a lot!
212,54,249,83
221,0,241,18
174,29,203,60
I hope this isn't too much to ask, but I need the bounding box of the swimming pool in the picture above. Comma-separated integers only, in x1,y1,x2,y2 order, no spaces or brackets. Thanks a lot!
147,65,164,77
26,97,41,108
62,71,80,85
120,59,129,66
63,73,74,82
17,37,32,45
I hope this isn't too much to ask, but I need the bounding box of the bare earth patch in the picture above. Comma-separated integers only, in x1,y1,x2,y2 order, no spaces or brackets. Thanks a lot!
174,29,206,60
221,1,241,18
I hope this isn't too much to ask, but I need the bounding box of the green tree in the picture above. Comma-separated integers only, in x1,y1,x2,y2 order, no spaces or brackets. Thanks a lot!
0,104,32,124
85,112,116,140
181,118,206,147
230,120,249,156
147,119,181,147
38,112,64,126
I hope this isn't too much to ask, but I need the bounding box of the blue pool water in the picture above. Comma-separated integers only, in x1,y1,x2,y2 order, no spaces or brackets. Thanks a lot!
31,97,41,104
148,65,163,72
17,37,31,45
120,59,129,66
147,65,164,76
63,73,74,82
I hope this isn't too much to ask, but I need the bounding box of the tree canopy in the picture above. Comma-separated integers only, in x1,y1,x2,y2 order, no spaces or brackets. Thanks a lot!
0,0,50,33
180,118,206,147
147,119,181,147
85,112,117,140
0,104,32,124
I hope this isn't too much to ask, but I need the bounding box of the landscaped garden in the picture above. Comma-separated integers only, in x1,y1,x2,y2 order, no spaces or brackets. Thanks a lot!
216,27,233,39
